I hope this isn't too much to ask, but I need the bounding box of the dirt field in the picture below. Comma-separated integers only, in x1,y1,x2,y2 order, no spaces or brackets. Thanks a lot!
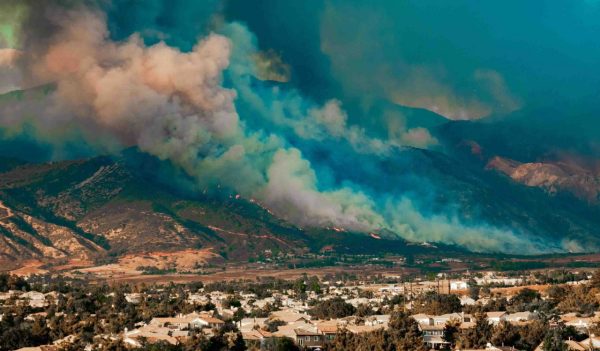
7,260,49,276
5,249,600,288
4,249,219,277
71,249,220,279
88,266,392,285
490,284,551,295
6,247,422,284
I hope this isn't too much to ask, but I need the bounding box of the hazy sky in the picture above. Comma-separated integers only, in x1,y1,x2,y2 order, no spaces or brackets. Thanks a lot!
1,0,599,253
105,0,600,147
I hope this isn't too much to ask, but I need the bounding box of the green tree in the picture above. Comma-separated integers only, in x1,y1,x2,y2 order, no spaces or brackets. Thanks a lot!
356,303,374,317
511,288,541,306
265,319,286,332
264,337,300,351
388,311,427,351
0,274,30,292
491,321,520,347
412,291,461,315
469,286,480,300
543,328,567,351
309,297,356,319
233,307,246,322
459,314,492,349
546,285,567,302
443,320,461,349
516,319,548,351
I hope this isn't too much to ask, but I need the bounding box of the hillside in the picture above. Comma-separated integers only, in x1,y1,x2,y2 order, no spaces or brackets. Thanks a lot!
486,156,600,203
0,152,437,267
2,123,600,268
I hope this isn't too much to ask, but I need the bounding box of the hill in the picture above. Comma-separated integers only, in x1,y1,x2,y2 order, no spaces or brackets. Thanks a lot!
0,151,441,268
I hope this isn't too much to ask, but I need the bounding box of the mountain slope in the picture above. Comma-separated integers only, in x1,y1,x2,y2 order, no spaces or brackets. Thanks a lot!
2,130,600,264
0,156,293,261
0,153,436,264
486,156,600,203
433,118,600,251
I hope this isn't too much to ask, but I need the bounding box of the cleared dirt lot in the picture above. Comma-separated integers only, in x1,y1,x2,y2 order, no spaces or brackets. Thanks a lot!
87,266,394,285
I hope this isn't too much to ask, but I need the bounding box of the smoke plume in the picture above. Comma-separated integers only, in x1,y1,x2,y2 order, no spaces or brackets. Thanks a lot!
0,1,571,254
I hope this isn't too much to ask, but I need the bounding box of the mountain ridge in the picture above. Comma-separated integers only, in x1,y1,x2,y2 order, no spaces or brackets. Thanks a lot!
0,152,445,267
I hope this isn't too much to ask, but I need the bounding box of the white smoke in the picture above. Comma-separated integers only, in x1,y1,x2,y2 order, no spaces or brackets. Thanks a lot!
0,5,384,234
0,48,21,94
0,3,568,254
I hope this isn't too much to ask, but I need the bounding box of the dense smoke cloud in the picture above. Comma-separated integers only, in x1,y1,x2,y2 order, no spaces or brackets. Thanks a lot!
319,1,522,120
0,1,25,94
0,1,574,253
223,0,600,150
0,2,383,234
0,48,21,94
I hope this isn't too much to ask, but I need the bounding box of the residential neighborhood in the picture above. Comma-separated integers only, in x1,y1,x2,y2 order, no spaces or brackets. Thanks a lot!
1,268,600,350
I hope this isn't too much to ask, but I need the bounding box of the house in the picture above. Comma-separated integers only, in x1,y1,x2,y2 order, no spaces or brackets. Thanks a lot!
269,309,311,324
578,336,600,350
412,313,434,325
450,281,469,291
460,296,477,306
345,324,386,334
272,320,315,339
242,328,273,349
365,314,390,327
125,293,142,304
346,297,370,307
566,317,596,331
505,312,534,323
123,326,180,347
197,315,226,329
414,313,473,349
474,273,522,286
564,340,588,351
315,320,342,341
434,313,466,325
420,324,448,349
378,285,403,294
486,312,507,325
149,313,224,330
133,325,189,337
252,297,276,309
150,317,192,330
561,312,600,331
240,317,268,332
188,293,210,304
20,291,46,308
295,328,324,349
242,328,272,340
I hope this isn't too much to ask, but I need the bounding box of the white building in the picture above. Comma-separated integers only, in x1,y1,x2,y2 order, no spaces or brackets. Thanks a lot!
486,311,507,325
505,311,534,323
460,296,476,306
20,291,46,308
450,281,469,290
125,293,142,304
